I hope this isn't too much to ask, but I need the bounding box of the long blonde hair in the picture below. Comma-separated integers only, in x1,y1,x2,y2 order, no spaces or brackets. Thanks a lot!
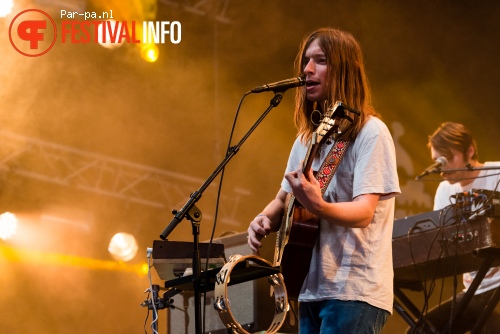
293,28,378,143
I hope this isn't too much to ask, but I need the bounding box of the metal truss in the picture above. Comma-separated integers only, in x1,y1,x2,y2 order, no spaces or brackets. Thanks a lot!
158,0,233,23
0,131,249,226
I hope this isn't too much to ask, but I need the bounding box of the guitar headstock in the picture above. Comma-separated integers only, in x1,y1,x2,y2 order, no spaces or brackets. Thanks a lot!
315,101,352,145
303,101,359,173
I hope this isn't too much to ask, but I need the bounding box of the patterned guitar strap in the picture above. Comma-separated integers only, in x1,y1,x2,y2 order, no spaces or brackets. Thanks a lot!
315,138,350,194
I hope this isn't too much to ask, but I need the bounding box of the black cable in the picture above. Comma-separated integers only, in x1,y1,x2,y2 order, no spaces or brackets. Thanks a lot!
202,91,251,333
409,205,456,333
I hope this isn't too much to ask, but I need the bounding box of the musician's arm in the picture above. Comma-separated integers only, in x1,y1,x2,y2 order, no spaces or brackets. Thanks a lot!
247,189,287,253
313,193,380,228
260,189,288,231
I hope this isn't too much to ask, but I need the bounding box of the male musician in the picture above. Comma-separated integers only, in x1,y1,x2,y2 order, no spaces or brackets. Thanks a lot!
247,28,400,333
419,122,500,333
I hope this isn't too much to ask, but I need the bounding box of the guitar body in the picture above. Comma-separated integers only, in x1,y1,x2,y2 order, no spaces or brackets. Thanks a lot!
277,195,319,300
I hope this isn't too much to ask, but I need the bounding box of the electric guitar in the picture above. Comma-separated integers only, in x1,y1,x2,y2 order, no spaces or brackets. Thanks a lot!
274,101,351,300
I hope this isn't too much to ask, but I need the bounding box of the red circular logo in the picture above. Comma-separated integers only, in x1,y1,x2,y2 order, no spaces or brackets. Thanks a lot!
9,9,57,57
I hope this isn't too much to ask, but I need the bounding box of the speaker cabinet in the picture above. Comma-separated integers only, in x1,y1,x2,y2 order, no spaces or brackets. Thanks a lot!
167,231,298,333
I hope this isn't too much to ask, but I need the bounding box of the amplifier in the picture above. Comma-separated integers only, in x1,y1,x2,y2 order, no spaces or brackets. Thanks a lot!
152,240,225,281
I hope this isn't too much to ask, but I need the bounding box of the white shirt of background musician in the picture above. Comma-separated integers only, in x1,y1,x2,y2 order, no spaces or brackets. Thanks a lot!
434,161,500,294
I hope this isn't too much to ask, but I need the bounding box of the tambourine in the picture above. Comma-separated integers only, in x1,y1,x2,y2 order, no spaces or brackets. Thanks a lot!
213,254,288,333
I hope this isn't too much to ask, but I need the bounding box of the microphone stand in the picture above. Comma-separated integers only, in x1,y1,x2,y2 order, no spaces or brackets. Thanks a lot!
158,91,285,334
416,164,500,180
444,164,500,173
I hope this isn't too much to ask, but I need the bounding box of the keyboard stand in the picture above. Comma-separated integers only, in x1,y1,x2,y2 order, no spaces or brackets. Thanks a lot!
394,247,500,334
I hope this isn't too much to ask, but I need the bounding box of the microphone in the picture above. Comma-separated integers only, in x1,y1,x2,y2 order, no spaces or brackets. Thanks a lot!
250,76,305,93
415,156,448,180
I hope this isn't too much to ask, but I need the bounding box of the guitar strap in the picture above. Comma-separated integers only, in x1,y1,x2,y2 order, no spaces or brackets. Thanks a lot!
315,138,350,195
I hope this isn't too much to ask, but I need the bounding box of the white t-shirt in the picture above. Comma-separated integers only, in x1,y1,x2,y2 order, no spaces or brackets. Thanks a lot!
281,116,401,314
434,161,500,294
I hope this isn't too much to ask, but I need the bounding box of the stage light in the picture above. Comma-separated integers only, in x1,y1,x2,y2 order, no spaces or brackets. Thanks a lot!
108,232,138,262
0,0,14,18
140,43,159,62
0,212,18,240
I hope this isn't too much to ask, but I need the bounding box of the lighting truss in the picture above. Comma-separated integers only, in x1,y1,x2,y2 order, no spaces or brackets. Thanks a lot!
158,0,232,23
0,130,249,226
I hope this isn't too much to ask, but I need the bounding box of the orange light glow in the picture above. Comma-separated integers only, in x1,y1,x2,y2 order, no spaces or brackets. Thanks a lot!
0,245,147,276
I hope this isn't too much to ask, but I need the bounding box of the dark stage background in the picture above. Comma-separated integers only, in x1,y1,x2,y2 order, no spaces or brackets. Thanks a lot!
0,0,499,333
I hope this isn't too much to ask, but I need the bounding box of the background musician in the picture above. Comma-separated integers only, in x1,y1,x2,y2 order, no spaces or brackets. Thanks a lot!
416,122,500,333
246,27,400,334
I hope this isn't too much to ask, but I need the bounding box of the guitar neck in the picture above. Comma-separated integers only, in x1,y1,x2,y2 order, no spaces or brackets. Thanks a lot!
302,133,319,176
